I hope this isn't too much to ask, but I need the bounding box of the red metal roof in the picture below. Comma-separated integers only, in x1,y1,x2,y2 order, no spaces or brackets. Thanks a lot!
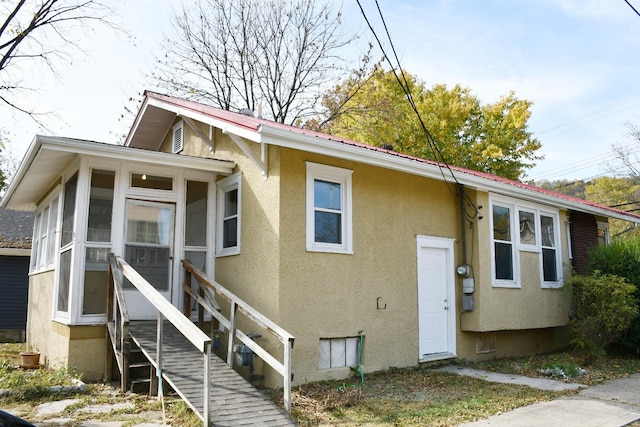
143,91,640,222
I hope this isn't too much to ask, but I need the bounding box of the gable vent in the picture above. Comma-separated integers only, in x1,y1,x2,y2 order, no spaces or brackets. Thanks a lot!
172,121,184,154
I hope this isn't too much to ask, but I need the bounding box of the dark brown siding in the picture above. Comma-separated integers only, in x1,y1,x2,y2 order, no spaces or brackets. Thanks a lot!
569,211,598,274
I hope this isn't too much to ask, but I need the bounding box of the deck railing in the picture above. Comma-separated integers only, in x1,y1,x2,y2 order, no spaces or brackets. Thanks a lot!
182,259,295,412
107,254,213,425
106,254,131,392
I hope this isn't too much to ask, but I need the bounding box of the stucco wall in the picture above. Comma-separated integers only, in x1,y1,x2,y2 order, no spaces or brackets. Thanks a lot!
277,149,461,383
461,191,571,336
27,272,70,368
209,129,282,321
27,271,106,381
160,118,572,385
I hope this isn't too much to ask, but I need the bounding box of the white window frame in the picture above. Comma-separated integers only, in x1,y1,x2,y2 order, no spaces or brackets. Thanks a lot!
306,162,353,254
172,120,184,154
539,211,562,288
30,190,61,273
490,195,563,289
490,201,519,288
216,173,241,257
597,221,610,246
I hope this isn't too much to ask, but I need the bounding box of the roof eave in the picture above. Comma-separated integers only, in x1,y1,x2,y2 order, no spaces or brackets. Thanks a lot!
257,125,640,224
2,136,236,211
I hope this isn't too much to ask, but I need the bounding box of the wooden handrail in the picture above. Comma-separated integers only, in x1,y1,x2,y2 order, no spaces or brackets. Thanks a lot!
182,259,295,413
116,256,211,353
108,254,212,426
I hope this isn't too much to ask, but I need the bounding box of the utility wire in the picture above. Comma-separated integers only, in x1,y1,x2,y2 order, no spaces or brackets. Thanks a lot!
356,0,479,220
624,0,640,17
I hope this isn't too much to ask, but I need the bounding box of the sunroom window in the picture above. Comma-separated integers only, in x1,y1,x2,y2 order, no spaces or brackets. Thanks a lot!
185,180,208,308
57,172,78,316
31,194,59,272
83,169,115,316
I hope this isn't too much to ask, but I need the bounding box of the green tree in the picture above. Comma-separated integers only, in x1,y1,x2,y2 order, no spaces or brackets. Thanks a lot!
584,176,640,239
534,179,587,199
309,66,542,180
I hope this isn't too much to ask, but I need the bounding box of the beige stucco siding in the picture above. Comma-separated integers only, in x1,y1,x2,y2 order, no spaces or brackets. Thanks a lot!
210,131,282,322
27,271,69,367
160,119,572,384
27,271,106,381
277,149,461,383
461,191,571,332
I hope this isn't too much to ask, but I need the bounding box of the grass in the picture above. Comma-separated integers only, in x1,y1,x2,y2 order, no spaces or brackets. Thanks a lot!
281,367,563,426
0,343,199,425
0,343,83,400
458,350,640,385
2,343,639,426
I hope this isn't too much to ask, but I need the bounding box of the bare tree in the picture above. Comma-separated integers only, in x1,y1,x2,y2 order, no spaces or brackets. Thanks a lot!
151,0,354,124
0,0,118,121
611,124,640,183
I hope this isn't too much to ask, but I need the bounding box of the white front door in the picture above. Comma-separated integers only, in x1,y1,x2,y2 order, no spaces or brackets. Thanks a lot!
417,235,456,361
123,199,175,319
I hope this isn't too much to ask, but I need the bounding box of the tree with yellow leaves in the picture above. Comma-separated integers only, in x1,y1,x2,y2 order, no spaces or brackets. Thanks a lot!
308,66,542,181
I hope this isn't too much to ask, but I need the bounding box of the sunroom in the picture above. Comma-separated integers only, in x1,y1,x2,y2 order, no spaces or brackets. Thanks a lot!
1,136,235,377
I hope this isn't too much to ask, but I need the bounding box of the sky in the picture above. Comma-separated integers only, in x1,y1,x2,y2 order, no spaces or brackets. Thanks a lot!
2,0,640,182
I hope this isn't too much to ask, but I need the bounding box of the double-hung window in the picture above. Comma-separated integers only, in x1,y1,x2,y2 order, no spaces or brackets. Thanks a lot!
306,162,353,254
490,195,562,288
491,203,517,286
216,173,241,256
540,212,560,286
31,194,60,272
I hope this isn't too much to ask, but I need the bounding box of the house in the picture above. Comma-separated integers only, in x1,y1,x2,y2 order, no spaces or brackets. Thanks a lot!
0,208,33,342
1,91,638,387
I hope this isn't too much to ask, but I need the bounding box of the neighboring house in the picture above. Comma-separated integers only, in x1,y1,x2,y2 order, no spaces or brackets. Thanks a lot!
0,207,34,342
1,91,638,386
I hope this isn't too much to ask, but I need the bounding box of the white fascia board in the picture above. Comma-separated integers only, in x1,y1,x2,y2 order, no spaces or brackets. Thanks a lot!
257,125,640,225
1,135,42,209
39,136,235,172
124,97,153,147
145,98,262,143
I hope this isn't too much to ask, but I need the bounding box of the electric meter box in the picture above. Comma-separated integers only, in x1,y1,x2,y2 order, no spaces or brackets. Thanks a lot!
463,277,475,294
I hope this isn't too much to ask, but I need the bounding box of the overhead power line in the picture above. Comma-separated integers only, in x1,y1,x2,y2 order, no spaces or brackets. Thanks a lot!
356,0,480,221
624,0,640,17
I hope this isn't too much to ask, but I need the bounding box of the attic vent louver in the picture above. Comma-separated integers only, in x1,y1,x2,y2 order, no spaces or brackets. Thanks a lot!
172,121,184,154
239,108,256,117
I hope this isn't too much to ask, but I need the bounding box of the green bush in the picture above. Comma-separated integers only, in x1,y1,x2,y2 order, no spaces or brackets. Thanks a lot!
569,271,637,363
588,238,640,353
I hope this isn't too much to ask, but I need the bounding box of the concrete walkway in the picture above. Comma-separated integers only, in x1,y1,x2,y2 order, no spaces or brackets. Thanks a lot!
437,366,640,427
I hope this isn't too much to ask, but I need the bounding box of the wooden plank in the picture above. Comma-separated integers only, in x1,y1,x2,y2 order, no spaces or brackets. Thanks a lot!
128,321,295,426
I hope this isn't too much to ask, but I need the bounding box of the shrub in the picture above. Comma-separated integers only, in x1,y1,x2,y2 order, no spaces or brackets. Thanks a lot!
588,238,640,353
568,271,637,363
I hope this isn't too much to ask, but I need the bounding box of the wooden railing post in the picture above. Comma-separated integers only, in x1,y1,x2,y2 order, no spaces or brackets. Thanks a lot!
121,317,129,393
284,339,293,412
181,259,295,414
183,270,192,317
226,301,238,368
157,311,163,398
203,342,211,426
